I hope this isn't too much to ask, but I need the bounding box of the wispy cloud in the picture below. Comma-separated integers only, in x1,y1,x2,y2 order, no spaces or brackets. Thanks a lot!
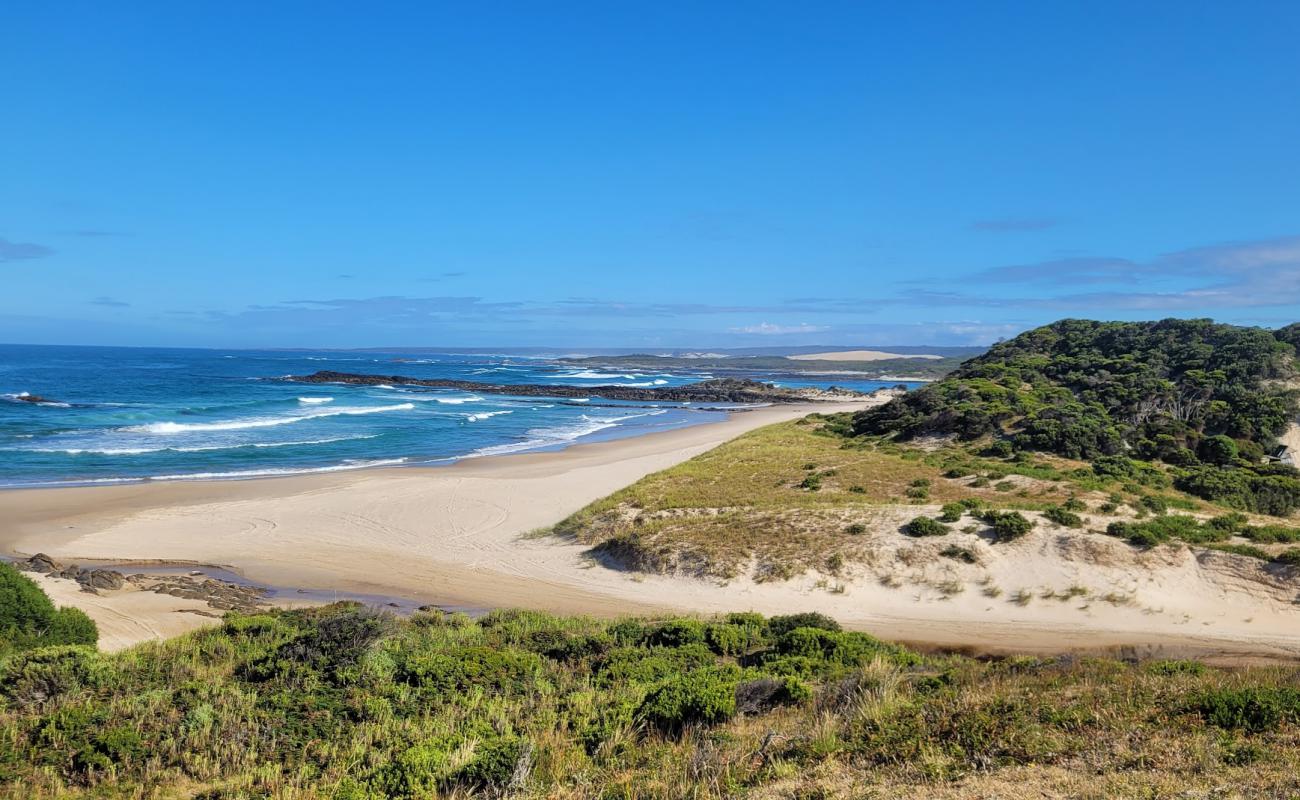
90,296,130,308
0,237,54,261
973,257,1138,285
971,218,1058,232
958,235,1300,310
729,322,830,335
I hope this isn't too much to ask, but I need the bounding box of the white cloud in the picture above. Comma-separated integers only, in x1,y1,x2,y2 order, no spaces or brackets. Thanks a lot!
729,322,830,335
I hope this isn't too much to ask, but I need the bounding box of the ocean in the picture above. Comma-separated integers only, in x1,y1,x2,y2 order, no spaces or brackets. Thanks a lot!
0,344,918,488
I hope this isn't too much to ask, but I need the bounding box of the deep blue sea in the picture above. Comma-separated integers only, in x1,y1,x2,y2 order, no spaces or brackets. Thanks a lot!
0,345,919,488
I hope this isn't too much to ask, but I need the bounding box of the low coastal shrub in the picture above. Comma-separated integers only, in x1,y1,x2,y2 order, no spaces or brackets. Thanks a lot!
902,516,949,537
1,603,1298,797
978,510,1033,541
1190,687,1300,732
1105,515,1230,547
938,502,965,523
1043,506,1084,528
637,668,740,732
0,563,98,657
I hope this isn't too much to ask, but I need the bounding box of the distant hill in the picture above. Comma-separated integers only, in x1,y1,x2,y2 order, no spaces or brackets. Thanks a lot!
853,318,1300,514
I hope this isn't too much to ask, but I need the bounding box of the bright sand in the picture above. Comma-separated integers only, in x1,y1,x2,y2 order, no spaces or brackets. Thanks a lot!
4,400,1299,662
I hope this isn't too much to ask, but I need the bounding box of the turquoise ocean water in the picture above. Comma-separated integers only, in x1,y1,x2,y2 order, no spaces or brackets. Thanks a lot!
0,345,917,488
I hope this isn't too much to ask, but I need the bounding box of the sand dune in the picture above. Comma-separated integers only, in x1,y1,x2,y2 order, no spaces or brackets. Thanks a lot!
788,349,944,361
3,400,1298,661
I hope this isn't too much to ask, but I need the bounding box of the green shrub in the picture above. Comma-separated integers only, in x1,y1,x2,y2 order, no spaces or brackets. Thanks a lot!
775,627,918,668
734,676,811,714
1139,495,1168,515
939,545,978,564
938,503,965,523
1147,659,1208,677
1105,515,1228,547
1273,548,1300,566
980,511,1032,542
1199,435,1239,465
0,645,109,707
704,623,755,656
1207,543,1270,560
1190,687,1300,732
0,563,98,654
1242,525,1300,544
767,612,840,637
903,516,949,537
637,669,738,732
845,522,866,535
646,619,707,648
1042,506,1083,528
452,735,526,792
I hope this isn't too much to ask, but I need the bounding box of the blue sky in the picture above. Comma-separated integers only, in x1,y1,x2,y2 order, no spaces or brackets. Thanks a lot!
4,1,1300,349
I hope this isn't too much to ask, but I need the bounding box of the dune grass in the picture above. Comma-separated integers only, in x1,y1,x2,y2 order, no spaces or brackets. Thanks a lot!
550,415,1213,580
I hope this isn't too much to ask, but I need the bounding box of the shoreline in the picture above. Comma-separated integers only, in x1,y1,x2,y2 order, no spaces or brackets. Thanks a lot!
4,398,1299,663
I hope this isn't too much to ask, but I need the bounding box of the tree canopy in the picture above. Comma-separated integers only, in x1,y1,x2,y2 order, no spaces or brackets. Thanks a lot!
853,318,1300,515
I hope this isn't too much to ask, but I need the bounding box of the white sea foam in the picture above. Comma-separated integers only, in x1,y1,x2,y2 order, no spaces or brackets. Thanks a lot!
297,396,334,404
369,389,482,404
13,434,378,456
558,371,640,380
466,409,666,457
465,410,513,422
146,458,407,481
3,392,71,407
2,476,142,488
122,403,415,434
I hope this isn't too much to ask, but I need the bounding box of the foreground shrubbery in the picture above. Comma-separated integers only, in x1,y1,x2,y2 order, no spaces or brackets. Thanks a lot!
0,563,97,658
1,604,1298,798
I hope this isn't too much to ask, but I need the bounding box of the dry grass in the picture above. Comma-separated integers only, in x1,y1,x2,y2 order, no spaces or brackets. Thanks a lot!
552,418,1081,580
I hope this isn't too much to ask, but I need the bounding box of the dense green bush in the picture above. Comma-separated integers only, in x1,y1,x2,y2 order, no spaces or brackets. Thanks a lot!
902,516,949,537
1042,506,1083,528
851,319,1300,516
938,502,965,523
0,563,98,655
0,602,1298,797
637,668,739,732
766,612,840,637
1105,515,1230,547
979,511,1033,542
1190,687,1300,732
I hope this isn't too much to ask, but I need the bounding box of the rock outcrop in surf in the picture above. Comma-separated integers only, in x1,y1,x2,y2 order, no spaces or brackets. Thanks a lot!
285,371,865,404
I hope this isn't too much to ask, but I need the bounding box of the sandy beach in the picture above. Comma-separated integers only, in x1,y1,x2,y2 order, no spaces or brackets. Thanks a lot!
4,400,1299,662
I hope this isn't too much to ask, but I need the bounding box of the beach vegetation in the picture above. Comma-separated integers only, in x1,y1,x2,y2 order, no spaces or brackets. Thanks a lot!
3,603,1297,797
0,564,98,658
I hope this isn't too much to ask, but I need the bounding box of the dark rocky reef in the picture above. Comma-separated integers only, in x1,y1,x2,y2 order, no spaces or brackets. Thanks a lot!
14,553,268,611
285,371,862,404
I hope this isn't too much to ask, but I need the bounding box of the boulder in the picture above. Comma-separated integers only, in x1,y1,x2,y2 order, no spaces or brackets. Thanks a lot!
76,569,125,591
19,553,58,574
